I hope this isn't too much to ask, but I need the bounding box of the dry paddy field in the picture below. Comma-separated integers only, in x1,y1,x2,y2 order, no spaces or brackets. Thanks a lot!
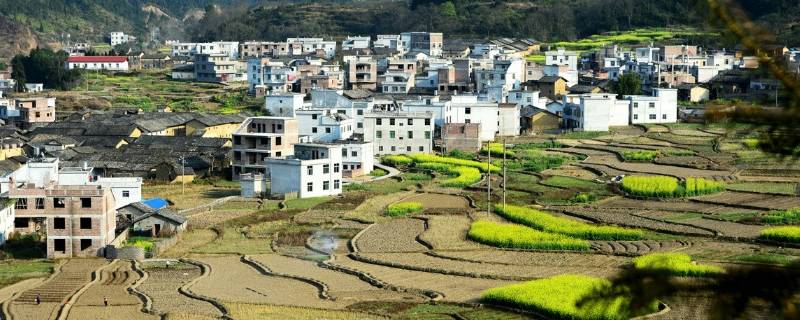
691,191,800,210
250,254,419,303
330,254,513,302
138,261,221,318
418,215,486,250
189,255,342,309
355,219,428,253
10,259,109,320
561,206,717,236
400,193,470,209
65,260,157,320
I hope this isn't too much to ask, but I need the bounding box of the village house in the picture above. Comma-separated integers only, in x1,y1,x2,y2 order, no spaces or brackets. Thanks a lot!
345,56,377,90
141,54,173,69
526,76,569,100
295,110,354,142
239,41,289,59
336,138,374,178
265,143,343,199
247,58,295,94
15,97,56,129
110,31,133,46
171,41,240,59
232,117,299,179
441,123,481,153
119,202,187,237
401,32,444,57
363,111,434,156
520,107,562,134
194,53,246,83
66,56,130,71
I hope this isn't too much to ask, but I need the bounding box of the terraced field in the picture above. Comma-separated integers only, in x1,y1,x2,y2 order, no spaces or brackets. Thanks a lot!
65,260,157,320
691,191,800,210
10,259,109,320
355,219,428,253
137,261,221,318
189,255,343,309
418,215,485,250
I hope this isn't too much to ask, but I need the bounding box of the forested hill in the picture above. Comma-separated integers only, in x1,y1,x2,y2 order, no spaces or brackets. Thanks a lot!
0,0,798,59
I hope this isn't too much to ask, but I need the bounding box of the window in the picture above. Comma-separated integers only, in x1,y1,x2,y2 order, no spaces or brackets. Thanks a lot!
389,131,396,138
357,122,363,129
406,146,412,152
407,119,413,125
376,131,382,138
390,118,395,125
53,218,66,230
334,180,340,189
334,164,340,173
260,138,269,145
307,182,313,192
276,152,282,157
425,131,431,139
81,198,91,208
662,114,667,120
312,127,318,133
419,146,424,151
633,102,639,108
425,119,431,125
80,239,92,250
14,199,27,210
307,166,314,175
465,119,471,124
312,114,318,119
379,146,384,151
276,137,282,145
80,218,91,229
325,127,331,133
376,118,382,125
357,110,363,116
342,149,348,157
323,164,330,173
351,151,357,157
391,146,396,151
649,114,657,120
408,131,413,139
633,114,639,120
323,181,330,190
649,102,655,108
465,107,471,114
35,198,44,209
54,239,66,253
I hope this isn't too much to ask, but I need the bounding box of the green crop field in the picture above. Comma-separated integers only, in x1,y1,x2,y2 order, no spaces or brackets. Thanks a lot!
495,205,643,240
621,176,724,198
760,226,800,243
468,220,589,251
482,274,657,320
385,201,423,217
633,253,725,277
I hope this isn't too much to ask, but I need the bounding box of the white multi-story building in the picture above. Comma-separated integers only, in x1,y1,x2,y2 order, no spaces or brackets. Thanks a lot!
57,166,142,210
545,48,578,70
248,58,294,93
474,58,524,93
363,111,434,156
232,117,299,178
286,38,336,59
337,138,374,177
374,35,403,52
171,41,239,59
66,56,129,71
195,53,246,83
628,88,678,124
265,92,305,117
342,36,371,51
562,93,630,132
266,143,343,198
296,110,354,142
400,32,443,57
380,72,415,93
449,95,501,141
109,32,132,46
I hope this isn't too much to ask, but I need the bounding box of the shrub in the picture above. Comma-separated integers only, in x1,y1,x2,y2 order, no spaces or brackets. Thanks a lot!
468,221,589,251
743,138,759,149
344,183,367,191
381,155,412,166
515,140,564,149
495,205,643,240
760,226,800,243
402,173,432,181
385,202,423,217
622,150,659,162
633,253,725,277
482,274,657,320
447,149,476,160
521,155,567,172
572,192,597,203
762,208,800,225
369,168,388,177
406,153,500,173
481,143,515,157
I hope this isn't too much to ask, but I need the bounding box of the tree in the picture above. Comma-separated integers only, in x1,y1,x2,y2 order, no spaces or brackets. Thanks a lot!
613,73,642,98
10,55,26,92
440,1,456,18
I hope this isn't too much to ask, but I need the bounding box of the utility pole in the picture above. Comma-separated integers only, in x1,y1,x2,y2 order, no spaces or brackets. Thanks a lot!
487,141,491,215
502,137,506,209
180,155,185,195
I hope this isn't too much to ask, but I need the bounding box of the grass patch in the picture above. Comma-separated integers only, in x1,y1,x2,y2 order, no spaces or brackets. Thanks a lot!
761,208,800,225
283,197,330,210
0,260,53,287
515,140,564,149
495,205,644,240
542,176,602,190
226,302,384,319
369,168,388,177
727,253,797,266
760,226,800,243
482,143,515,157
193,227,271,255
468,221,590,251
482,274,658,320
561,131,608,139
727,182,797,195
385,202,423,217
381,155,413,166
407,153,499,173
633,253,725,277
401,173,432,181
621,150,659,162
